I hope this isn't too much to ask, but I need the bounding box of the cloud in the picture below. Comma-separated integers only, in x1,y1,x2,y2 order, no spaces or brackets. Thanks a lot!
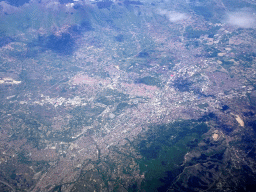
158,9,187,23
168,12,188,22
225,9,256,28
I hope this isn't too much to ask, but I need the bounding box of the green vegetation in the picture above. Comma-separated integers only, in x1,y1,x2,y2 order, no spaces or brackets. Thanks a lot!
96,96,115,105
193,6,213,21
207,26,221,38
115,102,130,113
205,46,219,58
184,26,206,39
160,56,174,67
197,103,209,109
136,76,162,87
238,53,255,68
186,40,200,48
221,59,234,70
135,119,210,191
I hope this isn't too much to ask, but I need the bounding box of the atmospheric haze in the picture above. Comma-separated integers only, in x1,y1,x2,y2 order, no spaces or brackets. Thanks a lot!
225,9,256,28
158,9,188,22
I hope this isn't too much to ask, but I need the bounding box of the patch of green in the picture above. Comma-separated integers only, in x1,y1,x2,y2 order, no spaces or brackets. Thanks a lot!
115,102,130,113
96,96,115,105
240,54,254,62
205,46,219,58
126,58,151,73
6,42,28,59
186,40,200,48
135,119,210,192
69,66,82,72
219,33,232,44
184,26,206,39
193,6,213,21
105,89,130,102
238,53,254,68
197,103,209,109
207,26,221,38
17,150,30,164
221,60,234,70
8,114,43,148
128,183,139,192
160,56,175,68
69,105,105,125
248,91,256,106
96,89,130,107
173,77,193,92
136,76,162,87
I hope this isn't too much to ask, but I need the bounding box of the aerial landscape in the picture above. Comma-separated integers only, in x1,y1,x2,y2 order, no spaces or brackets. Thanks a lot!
0,0,256,191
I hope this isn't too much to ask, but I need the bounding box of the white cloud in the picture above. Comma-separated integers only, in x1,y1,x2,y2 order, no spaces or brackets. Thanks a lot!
168,12,187,22
158,9,187,23
225,9,256,28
